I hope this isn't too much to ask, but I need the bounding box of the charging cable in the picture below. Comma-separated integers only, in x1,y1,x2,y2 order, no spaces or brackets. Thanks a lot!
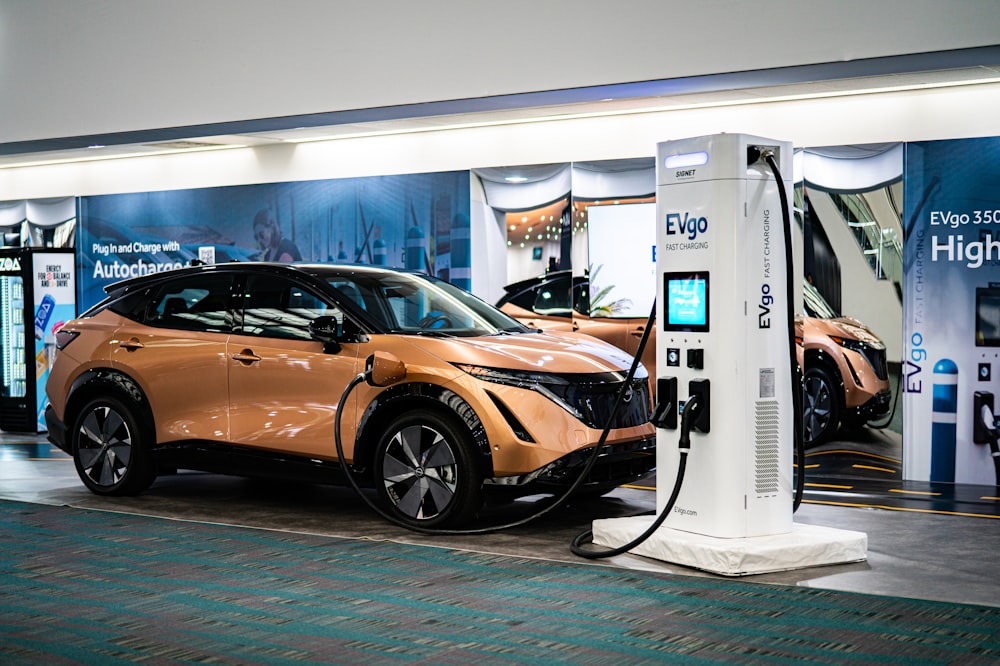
763,150,806,512
569,394,702,559
332,300,657,536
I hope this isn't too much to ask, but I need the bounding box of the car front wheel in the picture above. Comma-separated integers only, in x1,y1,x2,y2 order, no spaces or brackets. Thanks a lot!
374,410,483,529
72,395,156,496
803,366,840,446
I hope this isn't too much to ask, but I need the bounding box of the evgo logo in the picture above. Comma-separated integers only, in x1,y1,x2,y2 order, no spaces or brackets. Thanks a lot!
665,212,708,241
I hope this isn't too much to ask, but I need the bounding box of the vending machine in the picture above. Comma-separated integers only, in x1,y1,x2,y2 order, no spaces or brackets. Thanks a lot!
0,248,76,432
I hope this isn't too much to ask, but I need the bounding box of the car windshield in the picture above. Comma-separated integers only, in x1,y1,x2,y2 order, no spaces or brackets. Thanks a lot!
319,271,530,337
803,281,839,319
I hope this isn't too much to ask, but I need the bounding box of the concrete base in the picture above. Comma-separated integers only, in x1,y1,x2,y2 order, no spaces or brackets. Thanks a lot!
591,517,867,577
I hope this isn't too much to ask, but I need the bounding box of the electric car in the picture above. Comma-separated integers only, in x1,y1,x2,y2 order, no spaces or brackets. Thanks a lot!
798,281,891,445
498,271,890,446
44,263,655,528
497,271,656,381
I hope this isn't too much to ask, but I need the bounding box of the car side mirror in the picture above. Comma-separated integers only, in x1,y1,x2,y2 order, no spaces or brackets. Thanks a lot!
308,315,342,354
366,352,406,387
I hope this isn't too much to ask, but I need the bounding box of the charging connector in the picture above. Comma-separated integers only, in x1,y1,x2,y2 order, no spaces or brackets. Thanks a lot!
687,379,710,434
974,391,1000,485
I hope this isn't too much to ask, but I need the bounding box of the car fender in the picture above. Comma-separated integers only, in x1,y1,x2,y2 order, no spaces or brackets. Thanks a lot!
354,382,492,477
65,368,154,434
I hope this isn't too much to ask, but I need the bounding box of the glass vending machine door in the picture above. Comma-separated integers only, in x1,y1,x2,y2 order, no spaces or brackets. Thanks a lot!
1,274,27,399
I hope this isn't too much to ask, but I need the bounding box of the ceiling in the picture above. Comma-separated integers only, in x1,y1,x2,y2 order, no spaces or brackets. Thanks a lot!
3,47,1000,170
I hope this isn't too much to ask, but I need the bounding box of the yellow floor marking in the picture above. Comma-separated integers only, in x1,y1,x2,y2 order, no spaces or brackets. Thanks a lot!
805,482,853,490
804,498,1000,519
852,464,896,474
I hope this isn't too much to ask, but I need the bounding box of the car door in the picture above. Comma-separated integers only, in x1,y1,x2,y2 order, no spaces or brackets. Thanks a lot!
227,272,361,459
109,272,235,444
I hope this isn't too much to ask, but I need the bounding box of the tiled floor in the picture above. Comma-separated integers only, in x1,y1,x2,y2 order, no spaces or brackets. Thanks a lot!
2,430,998,608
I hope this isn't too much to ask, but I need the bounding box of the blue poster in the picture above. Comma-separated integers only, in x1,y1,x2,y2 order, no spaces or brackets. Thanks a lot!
77,171,471,309
31,252,76,431
902,136,1000,484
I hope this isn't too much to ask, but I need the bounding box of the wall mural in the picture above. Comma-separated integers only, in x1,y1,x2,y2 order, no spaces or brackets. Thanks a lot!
903,136,1000,487
77,171,470,309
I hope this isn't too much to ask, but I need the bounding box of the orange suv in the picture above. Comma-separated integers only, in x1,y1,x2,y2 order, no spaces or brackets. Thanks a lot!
45,263,655,528
498,271,890,446
798,281,891,444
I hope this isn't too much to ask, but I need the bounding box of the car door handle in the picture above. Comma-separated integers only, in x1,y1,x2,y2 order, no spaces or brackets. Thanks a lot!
631,326,645,338
231,349,262,364
118,337,144,351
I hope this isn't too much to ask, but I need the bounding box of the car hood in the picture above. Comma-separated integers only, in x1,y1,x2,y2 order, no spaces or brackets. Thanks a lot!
403,330,641,376
807,315,884,347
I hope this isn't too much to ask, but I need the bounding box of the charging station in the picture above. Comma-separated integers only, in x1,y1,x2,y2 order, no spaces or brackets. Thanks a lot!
591,134,868,575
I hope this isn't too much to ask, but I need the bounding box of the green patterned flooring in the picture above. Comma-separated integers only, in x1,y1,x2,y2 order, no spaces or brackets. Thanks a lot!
2,500,999,664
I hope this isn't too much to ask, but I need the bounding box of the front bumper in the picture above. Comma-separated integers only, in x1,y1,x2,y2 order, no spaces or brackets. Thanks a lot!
487,435,656,494
852,388,892,421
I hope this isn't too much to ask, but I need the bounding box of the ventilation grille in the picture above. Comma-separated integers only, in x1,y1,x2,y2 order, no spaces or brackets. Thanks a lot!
754,399,780,497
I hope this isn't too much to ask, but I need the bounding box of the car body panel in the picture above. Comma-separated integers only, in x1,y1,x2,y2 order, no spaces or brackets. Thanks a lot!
227,332,362,458
109,315,231,444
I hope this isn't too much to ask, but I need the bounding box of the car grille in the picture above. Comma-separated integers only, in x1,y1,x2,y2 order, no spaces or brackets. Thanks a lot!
549,376,651,429
860,345,889,381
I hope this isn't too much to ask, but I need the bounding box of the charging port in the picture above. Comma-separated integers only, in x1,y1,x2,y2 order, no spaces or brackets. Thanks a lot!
652,376,678,429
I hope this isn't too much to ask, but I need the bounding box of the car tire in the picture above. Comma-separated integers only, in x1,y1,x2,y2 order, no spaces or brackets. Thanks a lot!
72,395,156,496
374,409,483,528
803,366,840,446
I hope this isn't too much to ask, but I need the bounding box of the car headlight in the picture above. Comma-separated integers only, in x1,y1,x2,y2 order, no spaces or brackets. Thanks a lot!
455,364,583,419
832,336,869,354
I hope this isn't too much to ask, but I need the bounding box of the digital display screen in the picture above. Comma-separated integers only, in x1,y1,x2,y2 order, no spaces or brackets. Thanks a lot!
976,286,1000,346
663,272,709,332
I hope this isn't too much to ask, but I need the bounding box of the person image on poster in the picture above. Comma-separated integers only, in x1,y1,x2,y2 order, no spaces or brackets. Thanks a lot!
253,208,302,262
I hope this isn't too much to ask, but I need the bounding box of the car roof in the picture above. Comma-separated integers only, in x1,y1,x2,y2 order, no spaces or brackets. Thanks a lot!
103,261,421,295
501,269,574,295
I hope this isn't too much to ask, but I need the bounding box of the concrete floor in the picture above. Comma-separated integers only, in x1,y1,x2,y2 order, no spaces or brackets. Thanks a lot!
2,431,999,609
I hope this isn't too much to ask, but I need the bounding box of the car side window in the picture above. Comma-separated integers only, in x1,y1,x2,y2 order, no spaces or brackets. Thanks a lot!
532,275,572,317
141,273,234,333
504,287,537,312
239,274,339,341
573,279,590,317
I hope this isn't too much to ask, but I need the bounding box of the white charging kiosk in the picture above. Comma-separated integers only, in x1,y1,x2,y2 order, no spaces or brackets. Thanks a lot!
592,134,867,575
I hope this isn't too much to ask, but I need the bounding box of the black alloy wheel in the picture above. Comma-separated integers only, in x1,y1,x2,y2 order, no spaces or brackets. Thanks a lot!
72,396,156,496
374,410,482,528
803,366,840,446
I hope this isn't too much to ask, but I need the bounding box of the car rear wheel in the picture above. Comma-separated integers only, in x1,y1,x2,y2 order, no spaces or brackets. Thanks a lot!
374,410,483,528
72,396,156,496
803,366,840,446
